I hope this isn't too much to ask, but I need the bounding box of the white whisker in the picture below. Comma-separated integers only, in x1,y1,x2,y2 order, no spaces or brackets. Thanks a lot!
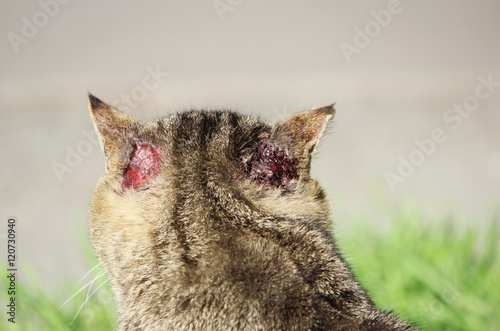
71,279,110,324
77,264,101,284
57,270,106,311
84,270,103,309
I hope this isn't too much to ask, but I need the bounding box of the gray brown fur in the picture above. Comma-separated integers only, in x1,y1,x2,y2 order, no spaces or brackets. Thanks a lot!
87,94,415,330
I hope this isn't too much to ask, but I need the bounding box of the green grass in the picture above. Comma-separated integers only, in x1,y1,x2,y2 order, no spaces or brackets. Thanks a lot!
337,208,500,330
1,209,499,330
0,256,117,331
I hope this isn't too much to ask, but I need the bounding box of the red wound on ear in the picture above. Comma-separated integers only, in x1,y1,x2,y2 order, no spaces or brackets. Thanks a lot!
244,143,299,191
123,142,161,190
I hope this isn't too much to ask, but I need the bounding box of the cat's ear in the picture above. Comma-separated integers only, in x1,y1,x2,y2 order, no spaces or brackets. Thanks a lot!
89,94,163,190
275,104,335,161
88,94,139,174
242,105,334,191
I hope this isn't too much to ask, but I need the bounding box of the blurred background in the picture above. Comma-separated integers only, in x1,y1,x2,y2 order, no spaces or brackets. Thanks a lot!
1,0,499,311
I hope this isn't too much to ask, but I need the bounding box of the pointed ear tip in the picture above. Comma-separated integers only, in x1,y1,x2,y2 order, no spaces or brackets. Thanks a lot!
88,93,105,110
313,104,336,115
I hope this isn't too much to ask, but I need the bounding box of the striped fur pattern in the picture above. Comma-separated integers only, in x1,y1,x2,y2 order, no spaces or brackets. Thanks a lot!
88,94,414,330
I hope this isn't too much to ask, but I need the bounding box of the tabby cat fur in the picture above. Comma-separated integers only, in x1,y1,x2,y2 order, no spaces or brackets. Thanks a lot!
87,94,414,330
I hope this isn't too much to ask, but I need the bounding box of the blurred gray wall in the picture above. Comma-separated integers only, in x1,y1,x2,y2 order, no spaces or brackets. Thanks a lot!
1,0,499,287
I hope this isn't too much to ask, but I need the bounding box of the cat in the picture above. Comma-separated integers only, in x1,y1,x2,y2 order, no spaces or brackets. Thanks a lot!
87,94,415,330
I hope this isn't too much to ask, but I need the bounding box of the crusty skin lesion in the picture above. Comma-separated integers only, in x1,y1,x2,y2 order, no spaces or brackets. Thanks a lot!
122,141,162,190
88,94,416,330
241,141,299,191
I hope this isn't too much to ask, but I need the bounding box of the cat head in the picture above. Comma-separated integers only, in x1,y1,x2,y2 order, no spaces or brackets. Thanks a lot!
88,94,335,221
88,94,335,282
